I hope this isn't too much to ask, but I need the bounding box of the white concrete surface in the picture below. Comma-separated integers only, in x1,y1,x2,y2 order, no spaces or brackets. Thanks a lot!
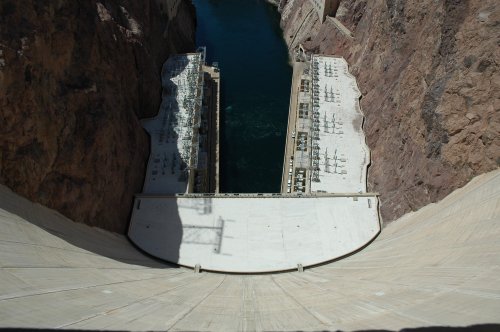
0,169,499,330
129,195,380,272
135,53,376,273
310,55,369,193
142,52,204,194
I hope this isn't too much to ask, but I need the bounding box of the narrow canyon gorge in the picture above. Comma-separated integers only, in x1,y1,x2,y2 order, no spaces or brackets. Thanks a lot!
275,0,499,221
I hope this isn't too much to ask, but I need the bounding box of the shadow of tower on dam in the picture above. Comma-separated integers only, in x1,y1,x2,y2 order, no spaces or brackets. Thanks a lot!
0,55,200,269
0,183,173,269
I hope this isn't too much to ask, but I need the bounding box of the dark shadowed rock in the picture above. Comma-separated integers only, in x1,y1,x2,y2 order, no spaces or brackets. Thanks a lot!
0,0,196,232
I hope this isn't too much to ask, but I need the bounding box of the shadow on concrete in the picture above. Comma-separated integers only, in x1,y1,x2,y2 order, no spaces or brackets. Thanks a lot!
126,52,209,268
0,183,176,269
129,196,219,270
357,324,500,332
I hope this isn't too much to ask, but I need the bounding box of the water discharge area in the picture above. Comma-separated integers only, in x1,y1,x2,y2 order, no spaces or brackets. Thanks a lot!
193,0,293,193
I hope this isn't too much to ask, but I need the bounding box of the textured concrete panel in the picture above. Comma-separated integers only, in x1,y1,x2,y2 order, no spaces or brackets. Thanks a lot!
0,169,499,331
129,195,380,272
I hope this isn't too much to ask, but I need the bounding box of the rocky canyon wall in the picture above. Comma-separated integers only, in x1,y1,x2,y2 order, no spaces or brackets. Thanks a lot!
277,0,499,222
0,0,196,232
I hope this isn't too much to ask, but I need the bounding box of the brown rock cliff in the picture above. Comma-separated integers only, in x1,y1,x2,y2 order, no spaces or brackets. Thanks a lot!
278,0,499,221
0,0,196,232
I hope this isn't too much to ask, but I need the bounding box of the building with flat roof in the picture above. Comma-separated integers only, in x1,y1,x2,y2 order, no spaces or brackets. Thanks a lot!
309,0,340,22
1,168,500,329
155,0,182,18
141,48,220,195
128,51,380,273
309,55,369,193
281,55,369,195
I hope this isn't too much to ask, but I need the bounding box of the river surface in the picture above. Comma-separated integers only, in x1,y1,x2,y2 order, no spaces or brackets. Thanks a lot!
193,0,292,193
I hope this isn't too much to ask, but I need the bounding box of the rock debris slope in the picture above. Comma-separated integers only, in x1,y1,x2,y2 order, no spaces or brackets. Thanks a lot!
0,0,196,232
0,169,499,331
277,0,500,222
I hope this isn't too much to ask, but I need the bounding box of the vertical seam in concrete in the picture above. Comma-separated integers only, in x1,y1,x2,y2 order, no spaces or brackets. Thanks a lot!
165,274,227,330
270,275,331,327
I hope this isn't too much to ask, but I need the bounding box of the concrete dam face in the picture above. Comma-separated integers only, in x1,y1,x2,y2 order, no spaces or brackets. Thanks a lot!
1,169,499,331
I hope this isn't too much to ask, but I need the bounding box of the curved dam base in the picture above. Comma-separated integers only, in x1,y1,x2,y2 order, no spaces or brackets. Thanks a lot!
0,170,499,331
129,194,380,273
